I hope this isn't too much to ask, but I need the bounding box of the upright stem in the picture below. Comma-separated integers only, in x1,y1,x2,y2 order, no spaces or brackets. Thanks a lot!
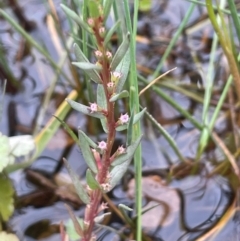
82,12,117,241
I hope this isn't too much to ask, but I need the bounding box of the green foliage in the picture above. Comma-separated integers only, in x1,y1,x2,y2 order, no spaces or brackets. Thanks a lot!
86,169,100,190
0,174,15,221
63,158,90,204
110,33,130,70
78,131,98,173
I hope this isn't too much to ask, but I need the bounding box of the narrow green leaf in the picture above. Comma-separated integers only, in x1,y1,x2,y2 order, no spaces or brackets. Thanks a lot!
86,169,100,190
74,43,89,62
73,43,102,83
109,90,129,102
65,217,84,240
100,118,108,133
72,62,102,71
64,204,84,237
78,130,98,149
127,103,135,146
111,135,142,166
116,107,146,131
118,204,134,226
104,20,121,46
109,136,142,189
60,4,91,33
115,49,130,93
79,130,98,173
110,32,130,70
119,204,133,211
103,0,115,19
66,99,104,119
94,212,111,223
97,84,107,109
54,115,81,149
63,158,90,204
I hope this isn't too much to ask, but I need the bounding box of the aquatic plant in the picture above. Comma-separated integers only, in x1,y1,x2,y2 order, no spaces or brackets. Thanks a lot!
60,1,144,240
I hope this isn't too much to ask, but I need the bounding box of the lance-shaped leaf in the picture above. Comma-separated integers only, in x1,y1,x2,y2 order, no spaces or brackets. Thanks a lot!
110,32,130,70
97,85,108,132
109,136,142,190
73,44,102,84
79,130,98,173
64,204,84,238
127,106,135,146
78,130,98,149
97,84,107,109
86,169,100,190
111,135,142,166
72,62,102,71
115,49,130,93
63,158,90,204
94,212,111,223
116,107,147,131
66,99,104,119
103,0,115,19
109,90,129,102
54,116,81,149
118,204,134,226
60,4,91,33
104,20,121,46
100,118,108,133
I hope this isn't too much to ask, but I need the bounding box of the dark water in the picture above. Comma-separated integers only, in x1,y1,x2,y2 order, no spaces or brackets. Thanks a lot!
0,1,238,240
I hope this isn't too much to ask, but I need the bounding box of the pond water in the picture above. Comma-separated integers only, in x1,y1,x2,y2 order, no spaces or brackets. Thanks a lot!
0,1,238,241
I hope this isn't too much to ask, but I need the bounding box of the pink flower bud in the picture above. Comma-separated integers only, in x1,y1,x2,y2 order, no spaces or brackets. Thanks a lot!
99,27,105,36
98,141,107,150
107,82,114,88
87,18,94,26
106,51,112,59
95,50,103,58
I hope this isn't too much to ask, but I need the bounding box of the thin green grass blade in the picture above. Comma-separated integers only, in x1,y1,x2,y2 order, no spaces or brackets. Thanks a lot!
63,158,90,204
227,0,240,45
122,0,142,240
143,108,186,163
138,75,202,130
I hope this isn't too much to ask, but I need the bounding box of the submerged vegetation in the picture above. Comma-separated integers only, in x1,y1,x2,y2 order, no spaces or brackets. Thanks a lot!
1,0,240,240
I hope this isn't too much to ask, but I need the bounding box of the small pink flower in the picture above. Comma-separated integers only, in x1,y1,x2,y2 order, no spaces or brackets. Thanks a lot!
95,50,103,58
87,18,94,26
107,82,114,88
98,141,107,150
101,183,111,192
89,102,98,113
106,51,112,59
119,113,129,124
